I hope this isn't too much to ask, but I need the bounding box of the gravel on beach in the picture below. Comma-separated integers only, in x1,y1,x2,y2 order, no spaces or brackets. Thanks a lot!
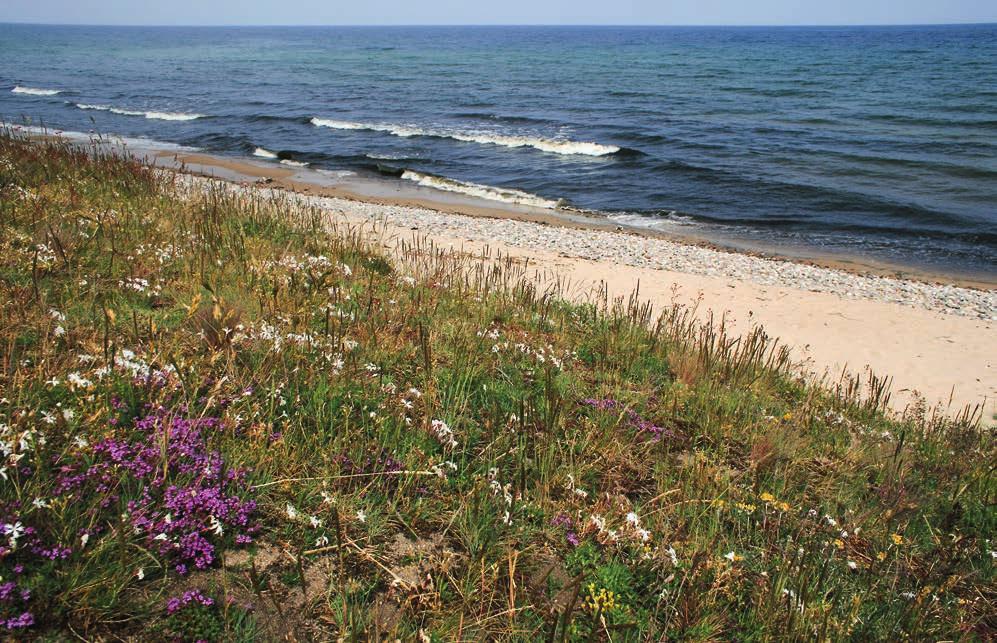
186,174,997,321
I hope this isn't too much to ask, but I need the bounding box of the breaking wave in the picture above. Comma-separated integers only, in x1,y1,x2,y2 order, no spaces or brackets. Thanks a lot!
400,170,562,209
11,86,62,96
311,118,620,157
76,104,204,121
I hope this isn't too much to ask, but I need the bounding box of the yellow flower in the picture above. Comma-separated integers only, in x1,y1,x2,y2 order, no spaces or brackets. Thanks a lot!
876,551,887,562
891,533,904,546
759,492,776,503
834,539,845,549
782,412,793,421
710,499,726,508
735,502,757,512
776,501,791,512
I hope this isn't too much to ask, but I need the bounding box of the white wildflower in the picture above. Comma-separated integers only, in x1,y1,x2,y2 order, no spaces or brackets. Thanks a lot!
667,546,679,567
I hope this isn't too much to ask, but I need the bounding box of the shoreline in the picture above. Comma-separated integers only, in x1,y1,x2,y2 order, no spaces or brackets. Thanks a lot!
162,150,997,291
12,124,995,289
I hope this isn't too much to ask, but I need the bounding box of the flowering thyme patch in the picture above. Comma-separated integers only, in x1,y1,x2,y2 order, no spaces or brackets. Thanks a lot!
55,409,258,575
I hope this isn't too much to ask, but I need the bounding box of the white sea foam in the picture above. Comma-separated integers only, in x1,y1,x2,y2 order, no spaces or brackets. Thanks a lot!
312,118,619,157
253,147,278,159
75,104,203,121
401,170,560,209
143,111,204,121
316,169,357,179
279,159,309,167
11,86,62,96
608,211,697,229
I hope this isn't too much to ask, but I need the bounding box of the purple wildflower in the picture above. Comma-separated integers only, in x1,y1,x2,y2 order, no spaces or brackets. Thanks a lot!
4,611,33,630
166,589,214,615
54,410,259,576
580,397,674,441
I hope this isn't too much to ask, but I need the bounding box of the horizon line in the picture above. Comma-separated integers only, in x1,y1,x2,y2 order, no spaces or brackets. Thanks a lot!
2,20,995,28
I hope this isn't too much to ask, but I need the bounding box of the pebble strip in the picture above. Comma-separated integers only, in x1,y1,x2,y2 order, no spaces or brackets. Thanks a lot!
186,174,997,320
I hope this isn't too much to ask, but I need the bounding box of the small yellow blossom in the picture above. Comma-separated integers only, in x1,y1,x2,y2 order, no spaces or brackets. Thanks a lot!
877,551,887,562
833,539,845,550
735,502,757,512
891,533,904,546
585,584,622,614
759,492,776,503
776,501,791,512
782,412,793,421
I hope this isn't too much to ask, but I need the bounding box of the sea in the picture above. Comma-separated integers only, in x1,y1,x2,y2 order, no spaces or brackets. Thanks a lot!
2,23,995,279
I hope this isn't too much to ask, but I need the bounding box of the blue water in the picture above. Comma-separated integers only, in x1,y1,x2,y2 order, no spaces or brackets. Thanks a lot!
2,24,996,278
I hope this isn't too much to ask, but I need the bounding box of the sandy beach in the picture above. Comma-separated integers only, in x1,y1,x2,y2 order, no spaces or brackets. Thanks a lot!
163,153,995,421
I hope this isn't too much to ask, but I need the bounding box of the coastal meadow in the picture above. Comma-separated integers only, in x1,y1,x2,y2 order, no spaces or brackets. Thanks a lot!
0,129,993,640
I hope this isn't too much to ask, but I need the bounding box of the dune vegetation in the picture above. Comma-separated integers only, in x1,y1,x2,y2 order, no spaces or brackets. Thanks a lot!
0,130,993,640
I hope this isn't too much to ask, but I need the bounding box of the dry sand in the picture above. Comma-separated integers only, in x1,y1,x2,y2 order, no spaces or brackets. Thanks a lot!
399,230,996,420
161,154,995,422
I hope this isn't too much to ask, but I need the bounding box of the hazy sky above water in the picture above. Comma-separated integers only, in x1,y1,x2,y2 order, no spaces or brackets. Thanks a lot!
1,0,994,26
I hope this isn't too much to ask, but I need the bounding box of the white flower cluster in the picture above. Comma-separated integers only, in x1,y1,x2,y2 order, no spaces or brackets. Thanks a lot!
118,276,162,296
488,468,514,525
0,422,46,482
34,243,57,268
134,242,183,265
485,328,576,370
430,419,458,449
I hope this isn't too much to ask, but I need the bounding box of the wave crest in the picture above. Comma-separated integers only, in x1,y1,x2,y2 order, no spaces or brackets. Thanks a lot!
75,104,204,121
12,86,62,96
311,117,619,157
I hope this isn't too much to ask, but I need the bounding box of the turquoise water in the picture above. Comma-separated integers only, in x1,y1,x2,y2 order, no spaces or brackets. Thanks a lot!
2,24,995,277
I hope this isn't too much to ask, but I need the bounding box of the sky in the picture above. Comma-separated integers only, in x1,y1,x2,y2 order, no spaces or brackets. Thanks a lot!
0,0,994,26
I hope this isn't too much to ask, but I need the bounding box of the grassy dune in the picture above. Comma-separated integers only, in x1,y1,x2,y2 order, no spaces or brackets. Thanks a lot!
0,131,993,640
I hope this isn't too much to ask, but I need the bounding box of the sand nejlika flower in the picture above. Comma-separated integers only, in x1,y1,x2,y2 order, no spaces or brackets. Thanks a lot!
667,546,680,567
431,419,458,449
